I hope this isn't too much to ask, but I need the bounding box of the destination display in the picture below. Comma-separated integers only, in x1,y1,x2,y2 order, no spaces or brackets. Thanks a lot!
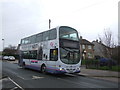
63,42,79,48
60,39,79,49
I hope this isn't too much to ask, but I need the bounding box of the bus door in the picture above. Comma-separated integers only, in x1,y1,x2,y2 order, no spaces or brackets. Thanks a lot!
47,48,58,70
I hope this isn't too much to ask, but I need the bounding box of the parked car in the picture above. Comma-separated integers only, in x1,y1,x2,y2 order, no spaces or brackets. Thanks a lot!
107,59,117,66
98,58,117,66
3,56,9,60
98,58,108,66
8,56,15,61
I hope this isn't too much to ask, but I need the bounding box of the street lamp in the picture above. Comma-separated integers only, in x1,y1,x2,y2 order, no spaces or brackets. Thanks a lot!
83,50,86,59
82,49,87,68
82,49,86,60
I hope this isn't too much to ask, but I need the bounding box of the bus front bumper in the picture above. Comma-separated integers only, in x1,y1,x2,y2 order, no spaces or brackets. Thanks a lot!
46,67,80,74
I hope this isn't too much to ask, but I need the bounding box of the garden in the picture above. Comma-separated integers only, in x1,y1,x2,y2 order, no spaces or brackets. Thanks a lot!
81,59,120,72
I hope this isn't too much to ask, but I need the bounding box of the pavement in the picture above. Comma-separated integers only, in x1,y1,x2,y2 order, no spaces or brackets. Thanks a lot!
80,65,119,83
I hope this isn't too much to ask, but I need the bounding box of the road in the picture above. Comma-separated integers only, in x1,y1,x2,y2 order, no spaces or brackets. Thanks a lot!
2,61,119,89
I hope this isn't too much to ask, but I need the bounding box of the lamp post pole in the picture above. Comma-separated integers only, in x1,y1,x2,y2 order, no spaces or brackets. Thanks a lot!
2,39,4,51
2,39,4,58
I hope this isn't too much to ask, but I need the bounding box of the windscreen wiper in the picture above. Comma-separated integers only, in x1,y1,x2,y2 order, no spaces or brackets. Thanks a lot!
63,47,79,52
61,47,73,52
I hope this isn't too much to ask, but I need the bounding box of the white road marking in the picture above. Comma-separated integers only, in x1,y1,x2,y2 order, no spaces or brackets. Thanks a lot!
17,76,25,80
10,71,25,80
8,77,24,90
17,66,23,69
10,87,18,90
32,75,44,79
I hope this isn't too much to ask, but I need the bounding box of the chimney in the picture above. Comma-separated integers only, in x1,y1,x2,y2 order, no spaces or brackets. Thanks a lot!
99,41,102,43
80,36,82,39
96,39,98,42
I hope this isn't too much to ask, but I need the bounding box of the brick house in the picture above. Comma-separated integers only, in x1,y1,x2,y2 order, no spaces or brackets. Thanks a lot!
80,36,94,60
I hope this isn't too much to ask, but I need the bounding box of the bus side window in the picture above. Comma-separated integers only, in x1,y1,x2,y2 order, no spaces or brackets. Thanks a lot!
43,54,46,58
29,50,37,59
37,47,43,60
50,48,58,61
36,33,43,42
22,51,29,59
43,31,49,41
49,28,57,40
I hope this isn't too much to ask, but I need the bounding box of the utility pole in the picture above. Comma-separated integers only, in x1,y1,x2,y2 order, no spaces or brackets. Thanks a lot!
49,19,51,29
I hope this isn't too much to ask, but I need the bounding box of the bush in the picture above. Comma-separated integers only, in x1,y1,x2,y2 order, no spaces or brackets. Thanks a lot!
81,59,100,68
90,65,120,72
111,66,120,72
86,59,99,65
81,60,86,65
86,59,100,68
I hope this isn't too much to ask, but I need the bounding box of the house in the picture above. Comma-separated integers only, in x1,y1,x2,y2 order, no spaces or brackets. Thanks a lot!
111,46,119,62
92,40,119,65
92,40,112,59
80,36,94,60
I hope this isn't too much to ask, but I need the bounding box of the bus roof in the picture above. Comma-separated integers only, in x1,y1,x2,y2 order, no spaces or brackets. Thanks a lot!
21,26,77,40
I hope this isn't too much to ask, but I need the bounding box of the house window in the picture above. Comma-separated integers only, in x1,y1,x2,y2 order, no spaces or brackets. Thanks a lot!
82,45,85,49
88,53,92,58
88,45,92,49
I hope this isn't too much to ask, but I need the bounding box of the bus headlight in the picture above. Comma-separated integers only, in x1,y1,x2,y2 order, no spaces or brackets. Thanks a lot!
60,68,65,71
60,68,62,70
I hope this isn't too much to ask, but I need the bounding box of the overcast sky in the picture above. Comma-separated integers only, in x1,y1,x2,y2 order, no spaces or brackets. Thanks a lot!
0,0,119,51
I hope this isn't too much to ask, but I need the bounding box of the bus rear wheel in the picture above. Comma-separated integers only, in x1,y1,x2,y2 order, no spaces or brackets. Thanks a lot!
41,65,46,73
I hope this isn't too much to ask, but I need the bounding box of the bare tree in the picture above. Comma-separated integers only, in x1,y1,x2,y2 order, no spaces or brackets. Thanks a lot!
96,28,119,67
3,45,17,56
8,45,16,49
98,28,116,59
98,28,115,48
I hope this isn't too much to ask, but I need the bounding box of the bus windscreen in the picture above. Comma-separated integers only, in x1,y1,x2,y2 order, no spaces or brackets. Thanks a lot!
59,26,79,41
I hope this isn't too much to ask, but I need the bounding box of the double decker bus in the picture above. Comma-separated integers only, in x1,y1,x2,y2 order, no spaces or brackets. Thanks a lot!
18,26,81,74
